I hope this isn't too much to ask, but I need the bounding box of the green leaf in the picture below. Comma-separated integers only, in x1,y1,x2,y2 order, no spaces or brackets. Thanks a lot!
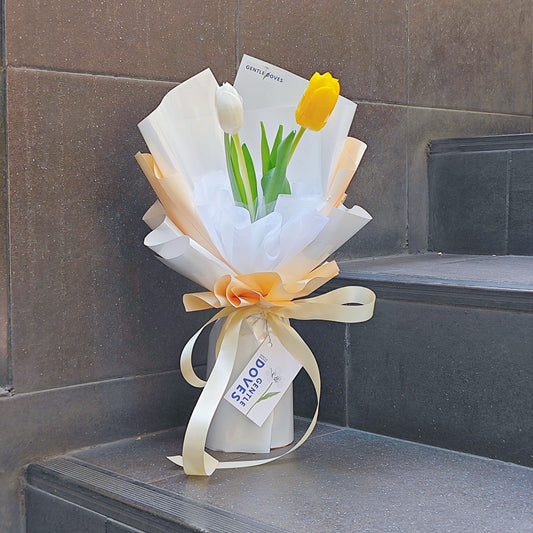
242,143,258,208
261,130,295,210
226,134,246,206
280,177,291,195
260,122,271,177
261,167,275,198
269,124,284,168
224,133,239,202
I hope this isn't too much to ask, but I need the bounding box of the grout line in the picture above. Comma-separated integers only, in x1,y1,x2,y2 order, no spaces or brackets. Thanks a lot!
148,471,185,486
4,64,181,85
2,44,12,390
1,0,5,67
235,0,240,76
68,426,187,458
505,151,511,255
344,324,350,427
405,93,411,252
405,0,411,252
341,425,533,471
0,0,7,388
4,64,530,120
0,368,182,399
353,97,532,119
307,428,345,441
406,0,410,106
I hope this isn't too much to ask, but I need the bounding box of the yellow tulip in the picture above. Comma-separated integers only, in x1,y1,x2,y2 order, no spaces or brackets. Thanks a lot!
295,72,340,131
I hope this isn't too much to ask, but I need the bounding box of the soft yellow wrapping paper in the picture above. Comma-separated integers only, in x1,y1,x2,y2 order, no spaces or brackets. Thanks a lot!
136,152,225,265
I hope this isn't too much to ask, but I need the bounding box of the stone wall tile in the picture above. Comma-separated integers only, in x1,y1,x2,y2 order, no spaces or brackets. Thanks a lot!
6,1,237,82
239,0,408,104
0,370,198,530
409,0,532,115
335,103,408,259
7,68,210,392
348,299,533,465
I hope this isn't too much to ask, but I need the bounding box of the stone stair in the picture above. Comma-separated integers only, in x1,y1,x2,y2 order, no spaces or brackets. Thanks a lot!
334,253,532,467
25,252,533,532
25,420,533,532
428,133,533,255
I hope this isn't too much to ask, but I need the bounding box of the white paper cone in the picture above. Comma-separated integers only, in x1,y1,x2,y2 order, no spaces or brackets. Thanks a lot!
138,69,225,191
277,205,372,281
142,200,167,230
144,215,235,290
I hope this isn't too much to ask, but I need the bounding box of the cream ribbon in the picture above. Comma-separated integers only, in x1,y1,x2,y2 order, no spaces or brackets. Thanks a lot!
168,263,376,476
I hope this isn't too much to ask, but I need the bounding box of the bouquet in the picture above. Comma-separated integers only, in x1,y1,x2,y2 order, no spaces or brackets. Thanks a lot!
136,56,375,476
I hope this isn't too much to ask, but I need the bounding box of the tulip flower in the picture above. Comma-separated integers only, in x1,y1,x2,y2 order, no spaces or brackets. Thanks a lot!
295,72,340,131
216,83,257,221
215,82,243,134
289,72,340,160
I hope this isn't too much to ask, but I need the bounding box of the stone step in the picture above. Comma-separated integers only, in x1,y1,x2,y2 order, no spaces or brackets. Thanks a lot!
25,253,532,531
428,133,533,255
293,253,532,466
26,421,533,532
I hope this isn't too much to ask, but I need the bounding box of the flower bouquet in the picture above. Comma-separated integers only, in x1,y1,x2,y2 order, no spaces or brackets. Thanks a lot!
136,55,375,476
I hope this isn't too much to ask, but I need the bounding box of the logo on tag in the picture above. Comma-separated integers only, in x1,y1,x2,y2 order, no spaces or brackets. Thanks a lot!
223,335,302,426
244,63,284,83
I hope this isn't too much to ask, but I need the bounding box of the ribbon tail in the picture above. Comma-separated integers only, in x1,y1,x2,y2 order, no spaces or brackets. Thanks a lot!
285,286,376,323
180,307,233,388
169,310,248,475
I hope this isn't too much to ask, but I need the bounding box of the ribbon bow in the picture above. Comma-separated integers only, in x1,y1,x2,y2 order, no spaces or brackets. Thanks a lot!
168,261,375,475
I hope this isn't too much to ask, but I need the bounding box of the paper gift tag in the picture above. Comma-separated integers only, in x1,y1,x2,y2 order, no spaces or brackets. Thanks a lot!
223,335,302,427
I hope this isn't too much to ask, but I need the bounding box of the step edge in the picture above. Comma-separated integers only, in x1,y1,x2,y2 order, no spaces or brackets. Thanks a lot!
323,274,533,312
26,458,287,533
429,134,533,154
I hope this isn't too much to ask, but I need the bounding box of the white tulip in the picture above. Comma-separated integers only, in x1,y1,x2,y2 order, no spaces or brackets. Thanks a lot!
215,82,243,134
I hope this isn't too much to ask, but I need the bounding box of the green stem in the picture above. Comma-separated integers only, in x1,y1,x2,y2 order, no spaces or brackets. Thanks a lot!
233,133,255,221
246,382,274,415
288,126,306,161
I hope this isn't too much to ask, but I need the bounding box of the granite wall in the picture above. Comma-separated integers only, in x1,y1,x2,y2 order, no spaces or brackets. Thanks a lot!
0,1,532,530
